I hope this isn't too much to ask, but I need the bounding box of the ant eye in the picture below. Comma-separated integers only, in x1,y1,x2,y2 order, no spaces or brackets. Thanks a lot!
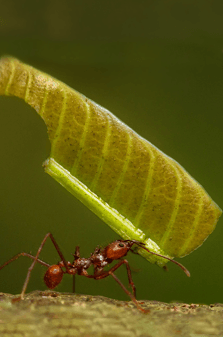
119,243,124,248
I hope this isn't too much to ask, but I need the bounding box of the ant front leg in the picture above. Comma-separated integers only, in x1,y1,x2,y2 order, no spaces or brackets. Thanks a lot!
87,259,148,312
95,259,136,297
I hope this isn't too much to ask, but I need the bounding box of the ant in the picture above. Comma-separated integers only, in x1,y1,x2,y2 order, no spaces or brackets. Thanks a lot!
0,233,190,313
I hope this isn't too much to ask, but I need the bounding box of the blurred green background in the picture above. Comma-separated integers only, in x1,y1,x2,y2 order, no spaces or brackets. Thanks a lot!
0,0,222,305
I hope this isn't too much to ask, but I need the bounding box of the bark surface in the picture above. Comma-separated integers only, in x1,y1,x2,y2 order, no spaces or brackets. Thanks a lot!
0,291,222,336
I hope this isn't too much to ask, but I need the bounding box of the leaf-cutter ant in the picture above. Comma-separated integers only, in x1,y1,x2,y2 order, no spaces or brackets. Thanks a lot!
0,233,190,313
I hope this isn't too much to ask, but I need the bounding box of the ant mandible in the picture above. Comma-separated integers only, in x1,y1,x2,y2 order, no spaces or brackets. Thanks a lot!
0,233,190,313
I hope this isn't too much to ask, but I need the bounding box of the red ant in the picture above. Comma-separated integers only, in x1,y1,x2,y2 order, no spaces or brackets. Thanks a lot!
0,233,190,313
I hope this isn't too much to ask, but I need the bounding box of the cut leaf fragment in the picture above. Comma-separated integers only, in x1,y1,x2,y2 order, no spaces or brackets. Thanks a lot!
0,56,221,266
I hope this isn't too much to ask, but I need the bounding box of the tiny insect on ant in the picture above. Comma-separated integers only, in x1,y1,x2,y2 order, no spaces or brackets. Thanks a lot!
0,233,190,313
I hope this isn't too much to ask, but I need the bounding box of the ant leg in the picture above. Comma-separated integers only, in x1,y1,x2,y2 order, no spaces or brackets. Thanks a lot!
93,260,136,297
87,260,148,313
109,271,149,313
114,259,136,297
72,275,76,293
122,259,136,297
0,252,50,270
20,233,68,299
72,246,81,293
47,233,69,270
73,246,80,260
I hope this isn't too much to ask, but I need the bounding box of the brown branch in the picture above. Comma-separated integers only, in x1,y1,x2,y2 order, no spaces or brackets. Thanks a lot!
0,291,222,337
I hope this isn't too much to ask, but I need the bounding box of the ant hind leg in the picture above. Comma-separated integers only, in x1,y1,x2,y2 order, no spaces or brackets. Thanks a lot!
16,233,67,300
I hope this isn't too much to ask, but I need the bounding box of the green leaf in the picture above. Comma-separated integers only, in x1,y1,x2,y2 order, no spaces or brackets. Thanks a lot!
0,56,221,266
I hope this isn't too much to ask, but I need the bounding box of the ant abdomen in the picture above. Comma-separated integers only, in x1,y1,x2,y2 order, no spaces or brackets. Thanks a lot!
44,265,63,289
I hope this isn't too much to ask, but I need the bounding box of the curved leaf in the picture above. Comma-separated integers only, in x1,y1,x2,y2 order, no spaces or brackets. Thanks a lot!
0,57,221,265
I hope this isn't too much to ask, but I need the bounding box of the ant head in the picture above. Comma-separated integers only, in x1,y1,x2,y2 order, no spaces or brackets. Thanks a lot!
105,240,134,260
44,265,64,289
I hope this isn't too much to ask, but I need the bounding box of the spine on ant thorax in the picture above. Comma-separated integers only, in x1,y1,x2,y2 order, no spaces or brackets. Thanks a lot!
0,56,221,259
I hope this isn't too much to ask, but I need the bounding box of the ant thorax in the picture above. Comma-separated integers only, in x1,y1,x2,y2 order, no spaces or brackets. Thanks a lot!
73,257,91,270
91,253,108,268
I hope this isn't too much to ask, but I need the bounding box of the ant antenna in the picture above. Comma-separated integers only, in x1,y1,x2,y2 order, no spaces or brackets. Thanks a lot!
125,240,190,277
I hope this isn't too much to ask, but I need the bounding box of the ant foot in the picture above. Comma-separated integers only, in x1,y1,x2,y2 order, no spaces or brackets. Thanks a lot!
11,296,22,303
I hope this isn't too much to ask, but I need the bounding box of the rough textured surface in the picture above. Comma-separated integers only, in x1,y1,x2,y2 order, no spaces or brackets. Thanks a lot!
0,291,222,337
